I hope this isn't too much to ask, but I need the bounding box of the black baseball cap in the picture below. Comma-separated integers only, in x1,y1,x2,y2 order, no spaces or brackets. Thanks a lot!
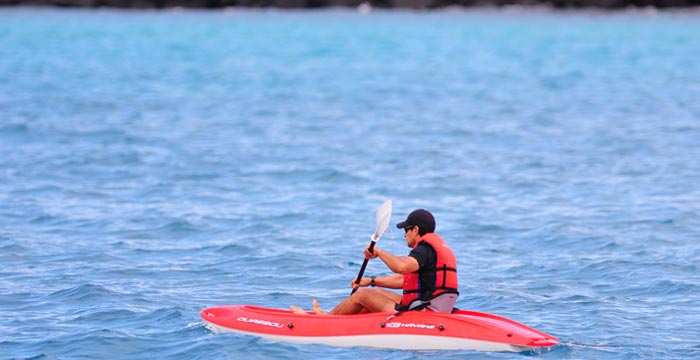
396,209,435,233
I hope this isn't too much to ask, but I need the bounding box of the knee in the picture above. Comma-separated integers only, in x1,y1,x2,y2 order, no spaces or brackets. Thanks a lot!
353,287,382,301
351,288,372,298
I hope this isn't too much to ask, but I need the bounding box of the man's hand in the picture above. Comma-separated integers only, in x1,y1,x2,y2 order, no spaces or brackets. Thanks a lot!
350,277,372,289
364,245,379,259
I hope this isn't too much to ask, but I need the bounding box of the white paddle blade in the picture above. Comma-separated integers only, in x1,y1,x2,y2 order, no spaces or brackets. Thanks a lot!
371,200,392,242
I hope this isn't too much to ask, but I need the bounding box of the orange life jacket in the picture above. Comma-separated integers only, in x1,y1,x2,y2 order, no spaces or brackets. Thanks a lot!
400,233,459,310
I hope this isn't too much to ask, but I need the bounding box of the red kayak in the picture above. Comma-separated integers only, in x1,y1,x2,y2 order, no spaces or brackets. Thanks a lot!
200,305,558,352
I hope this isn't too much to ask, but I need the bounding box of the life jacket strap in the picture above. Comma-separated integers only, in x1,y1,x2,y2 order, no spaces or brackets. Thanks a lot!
438,264,457,290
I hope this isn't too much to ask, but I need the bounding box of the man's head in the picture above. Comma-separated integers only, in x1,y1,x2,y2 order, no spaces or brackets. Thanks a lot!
396,209,435,236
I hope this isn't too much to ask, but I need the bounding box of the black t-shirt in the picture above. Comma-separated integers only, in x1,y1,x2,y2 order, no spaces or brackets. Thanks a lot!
408,241,437,300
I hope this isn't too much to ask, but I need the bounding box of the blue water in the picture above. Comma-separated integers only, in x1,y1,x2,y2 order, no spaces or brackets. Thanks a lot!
1,7,700,359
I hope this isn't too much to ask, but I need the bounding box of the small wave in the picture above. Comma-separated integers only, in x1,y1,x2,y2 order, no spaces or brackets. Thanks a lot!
135,307,184,324
60,128,129,143
214,243,253,256
160,220,199,234
47,284,119,303
187,320,205,329
626,280,699,298
0,243,28,253
0,123,30,136
68,309,139,325
519,342,563,356
29,214,61,225
10,355,49,360
65,252,122,263
1,292,37,307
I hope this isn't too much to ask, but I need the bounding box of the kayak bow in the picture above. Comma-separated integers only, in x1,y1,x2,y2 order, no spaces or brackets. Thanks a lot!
200,305,558,352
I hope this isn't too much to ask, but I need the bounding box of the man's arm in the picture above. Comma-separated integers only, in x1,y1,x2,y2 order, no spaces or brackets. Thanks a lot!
352,273,403,289
366,246,420,275
376,273,403,288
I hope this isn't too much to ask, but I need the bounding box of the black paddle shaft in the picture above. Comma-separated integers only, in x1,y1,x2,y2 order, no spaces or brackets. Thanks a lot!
351,241,376,295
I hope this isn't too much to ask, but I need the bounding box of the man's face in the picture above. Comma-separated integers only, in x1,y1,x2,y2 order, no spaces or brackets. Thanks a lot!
404,226,420,247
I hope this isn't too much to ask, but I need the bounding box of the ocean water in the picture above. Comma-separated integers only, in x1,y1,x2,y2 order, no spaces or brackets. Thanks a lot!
1,7,700,359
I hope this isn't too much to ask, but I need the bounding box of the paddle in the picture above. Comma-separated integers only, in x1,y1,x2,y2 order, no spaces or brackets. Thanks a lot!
351,200,392,295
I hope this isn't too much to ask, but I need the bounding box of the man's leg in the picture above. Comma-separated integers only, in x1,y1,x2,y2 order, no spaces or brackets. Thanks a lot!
329,288,400,315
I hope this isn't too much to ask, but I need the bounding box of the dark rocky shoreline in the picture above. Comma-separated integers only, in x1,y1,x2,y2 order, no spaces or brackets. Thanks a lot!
2,0,699,10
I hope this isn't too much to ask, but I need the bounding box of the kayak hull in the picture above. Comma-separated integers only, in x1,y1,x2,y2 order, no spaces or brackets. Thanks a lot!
200,305,558,352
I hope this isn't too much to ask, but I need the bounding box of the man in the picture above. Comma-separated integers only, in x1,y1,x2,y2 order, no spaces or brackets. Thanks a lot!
292,209,459,315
